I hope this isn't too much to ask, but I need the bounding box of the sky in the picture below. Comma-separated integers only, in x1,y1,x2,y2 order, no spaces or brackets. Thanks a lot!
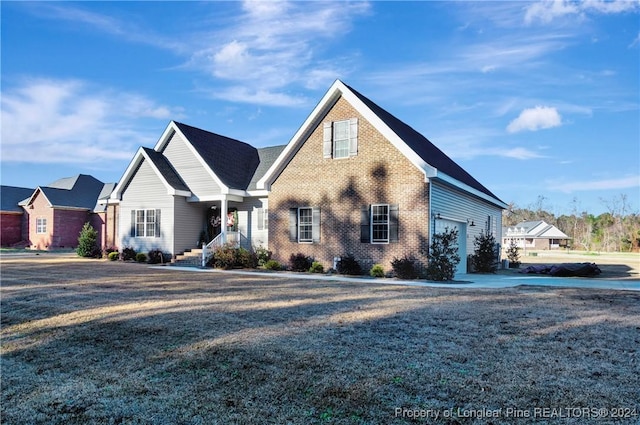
1,0,639,216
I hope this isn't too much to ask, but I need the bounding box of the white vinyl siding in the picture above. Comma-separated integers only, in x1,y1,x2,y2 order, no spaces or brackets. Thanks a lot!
133,209,158,238
162,131,223,197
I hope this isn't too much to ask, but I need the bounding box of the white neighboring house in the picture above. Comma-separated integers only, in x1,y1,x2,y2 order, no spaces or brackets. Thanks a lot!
503,220,571,251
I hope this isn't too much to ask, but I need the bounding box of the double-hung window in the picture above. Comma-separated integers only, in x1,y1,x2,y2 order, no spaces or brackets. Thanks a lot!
36,218,47,234
371,204,390,243
131,209,161,238
361,204,399,244
323,118,358,159
289,207,320,243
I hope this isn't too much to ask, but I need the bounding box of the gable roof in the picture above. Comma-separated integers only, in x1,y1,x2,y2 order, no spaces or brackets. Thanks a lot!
258,80,506,208
172,121,261,190
1,186,34,213
248,145,287,191
504,220,570,239
20,174,112,210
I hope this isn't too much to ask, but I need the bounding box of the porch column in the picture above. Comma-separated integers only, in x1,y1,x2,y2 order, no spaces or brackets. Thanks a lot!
220,196,228,244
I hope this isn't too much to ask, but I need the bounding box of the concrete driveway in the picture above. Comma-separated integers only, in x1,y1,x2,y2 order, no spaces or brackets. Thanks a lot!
162,266,640,291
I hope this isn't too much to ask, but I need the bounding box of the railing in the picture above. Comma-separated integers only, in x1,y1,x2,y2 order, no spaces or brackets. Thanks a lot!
201,231,240,267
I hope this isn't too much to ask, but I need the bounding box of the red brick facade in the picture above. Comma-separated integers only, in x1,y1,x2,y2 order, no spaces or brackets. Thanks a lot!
0,213,24,246
269,96,430,271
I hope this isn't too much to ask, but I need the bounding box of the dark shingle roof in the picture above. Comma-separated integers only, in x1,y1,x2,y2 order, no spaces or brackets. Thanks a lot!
174,122,261,190
345,84,502,202
142,148,191,193
39,175,105,209
1,186,34,212
248,145,287,191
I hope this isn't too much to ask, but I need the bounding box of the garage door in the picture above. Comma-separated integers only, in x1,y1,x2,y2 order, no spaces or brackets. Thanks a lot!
434,219,467,276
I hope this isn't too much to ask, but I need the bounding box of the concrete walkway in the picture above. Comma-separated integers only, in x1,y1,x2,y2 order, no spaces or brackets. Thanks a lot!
157,266,640,291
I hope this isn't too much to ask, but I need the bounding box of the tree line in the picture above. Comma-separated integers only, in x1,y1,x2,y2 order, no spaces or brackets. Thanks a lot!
502,194,640,253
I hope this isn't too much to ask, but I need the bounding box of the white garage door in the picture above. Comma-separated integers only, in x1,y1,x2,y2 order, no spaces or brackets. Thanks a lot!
434,219,467,276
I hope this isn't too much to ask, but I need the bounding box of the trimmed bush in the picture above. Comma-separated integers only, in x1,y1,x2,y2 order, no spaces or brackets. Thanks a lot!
426,227,460,281
236,248,258,269
121,247,137,261
264,259,282,271
309,261,324,273
103,246,118,259
147,249,168,264
76,223,100,258
254,246,272,267
136,253,147,263
391,256,419,279
369,264,385,278
211,244,237,269
107,251,120,261
290,253,313,272
337,255,362,275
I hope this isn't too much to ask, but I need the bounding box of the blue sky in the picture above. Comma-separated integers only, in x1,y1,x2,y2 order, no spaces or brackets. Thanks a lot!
1,1,638,216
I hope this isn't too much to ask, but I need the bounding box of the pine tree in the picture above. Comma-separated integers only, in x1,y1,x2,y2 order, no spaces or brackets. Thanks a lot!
76,222,100,258
426,227,460,281
506,239,521,268
471,230,498,273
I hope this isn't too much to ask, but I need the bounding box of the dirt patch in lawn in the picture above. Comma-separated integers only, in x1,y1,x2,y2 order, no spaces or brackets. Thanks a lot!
1,257,639,424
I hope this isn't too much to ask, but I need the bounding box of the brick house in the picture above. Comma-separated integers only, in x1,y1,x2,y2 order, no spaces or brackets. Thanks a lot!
18,175,116,250
258,80,506,274
0,186,34,246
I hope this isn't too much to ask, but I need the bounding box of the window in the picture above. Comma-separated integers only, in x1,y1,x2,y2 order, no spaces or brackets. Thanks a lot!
361,204,399,244
298,208,313,242
289,207,320,243
323,118,358,159
371,204,389,243
257,208,268,231
36,218,47,234
131,209,161,238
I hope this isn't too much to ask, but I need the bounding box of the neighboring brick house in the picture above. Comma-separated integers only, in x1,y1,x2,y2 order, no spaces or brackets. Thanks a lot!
0,186,34,246
18,175,116,250
503,220,571,251
258,80,506,274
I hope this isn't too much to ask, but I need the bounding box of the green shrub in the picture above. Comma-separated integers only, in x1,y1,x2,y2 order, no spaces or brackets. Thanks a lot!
103,246,118,259
108,251,120,261
290,253,313,272
264,259,282,271
309,261,324,273
426,227,460,281
121,247,137,261
211,244,237,269
391,256,419,279
337,254,362,275
236,248,258,269
254,246,272,267
369,263,385,278
471,230,498,273
136,253,147,263
76,222,100,258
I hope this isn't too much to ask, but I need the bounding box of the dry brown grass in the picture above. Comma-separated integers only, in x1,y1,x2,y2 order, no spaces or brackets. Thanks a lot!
1,255,639,424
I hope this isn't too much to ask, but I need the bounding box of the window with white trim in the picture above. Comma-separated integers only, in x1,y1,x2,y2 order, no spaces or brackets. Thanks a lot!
289,207,320,243
131,209,161,238
323,118,358,159
36,218,47,234
361,204,399,244
371,204,390,243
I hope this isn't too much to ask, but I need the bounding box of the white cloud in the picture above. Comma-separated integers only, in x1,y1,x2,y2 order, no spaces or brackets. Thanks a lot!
189,0,371,105
525,0,640,24
547,175,640,193
0,78,181,164
507,106,562,133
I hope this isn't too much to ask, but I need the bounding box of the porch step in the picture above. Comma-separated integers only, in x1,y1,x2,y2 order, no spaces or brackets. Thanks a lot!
171,248,204,267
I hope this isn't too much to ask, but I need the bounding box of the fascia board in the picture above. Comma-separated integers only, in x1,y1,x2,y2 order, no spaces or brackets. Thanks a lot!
110,148,145,200
434,173,508,209
24,187,52,207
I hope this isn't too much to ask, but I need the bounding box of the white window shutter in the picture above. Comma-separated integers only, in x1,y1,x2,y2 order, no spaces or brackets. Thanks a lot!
349,118,358,156
323,122,332,158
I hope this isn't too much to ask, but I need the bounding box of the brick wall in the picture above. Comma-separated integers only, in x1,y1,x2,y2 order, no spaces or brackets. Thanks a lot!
0,213,24,246
52,209,90,248
269,96,430,272
25,192,54,249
